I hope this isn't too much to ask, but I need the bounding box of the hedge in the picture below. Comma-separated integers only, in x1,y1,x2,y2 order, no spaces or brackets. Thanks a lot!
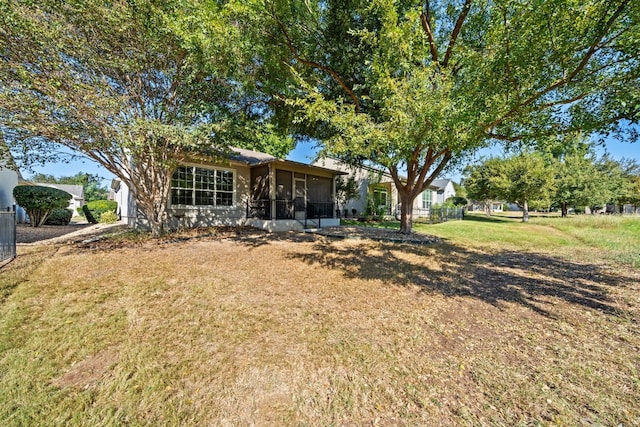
44,208,73,225
13,185,71,227
83,200,118,224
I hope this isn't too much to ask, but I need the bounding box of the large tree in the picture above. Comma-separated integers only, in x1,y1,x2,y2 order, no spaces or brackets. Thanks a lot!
254,0,640,233
0,0,292,236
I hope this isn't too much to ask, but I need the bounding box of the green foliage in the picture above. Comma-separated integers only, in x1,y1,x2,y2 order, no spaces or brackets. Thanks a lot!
463,158,505,209
13,185,71,227
44,208,72,226
445,196,468,207
464,153,555,222
0,0,294,236
99,210,119,224
84,200,117,224
252,0,640,233
335,175,360,212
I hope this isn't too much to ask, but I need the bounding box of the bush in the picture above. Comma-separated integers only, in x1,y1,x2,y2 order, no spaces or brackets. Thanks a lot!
84,200,117,223
99,211,119,224
13,185,71,227
445,196,468,207
44,208,73,225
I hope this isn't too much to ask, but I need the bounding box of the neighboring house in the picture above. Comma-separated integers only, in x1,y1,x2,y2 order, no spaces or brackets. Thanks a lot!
0,157,19,212
36,183,85,217
313,158,456,218
469,201,504,213
114,147,344,232
0,148,28,222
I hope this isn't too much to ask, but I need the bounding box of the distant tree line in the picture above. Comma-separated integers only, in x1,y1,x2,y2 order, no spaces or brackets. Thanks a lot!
463,140,640,221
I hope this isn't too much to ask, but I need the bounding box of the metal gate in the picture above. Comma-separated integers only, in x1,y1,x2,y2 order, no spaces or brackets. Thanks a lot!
0,210,16,264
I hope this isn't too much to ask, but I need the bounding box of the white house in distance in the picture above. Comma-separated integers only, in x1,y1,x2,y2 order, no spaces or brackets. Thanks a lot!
112,147,345,232
35,183,85,217
312,157,456,218
0,157,19,212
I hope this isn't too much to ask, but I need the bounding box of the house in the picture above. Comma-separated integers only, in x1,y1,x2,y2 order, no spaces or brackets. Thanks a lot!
0,155,19,212
36,183,85,216
312,158,456,218
0,147,28,222
113,147,345,232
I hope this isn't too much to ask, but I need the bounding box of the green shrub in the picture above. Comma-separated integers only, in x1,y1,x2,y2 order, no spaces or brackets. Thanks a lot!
84,200,117,223
13,185,72,227
99,211,119,224
445,196,468,207
44,208,73,225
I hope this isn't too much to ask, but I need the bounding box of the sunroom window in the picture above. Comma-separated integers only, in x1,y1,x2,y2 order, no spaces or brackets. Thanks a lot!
422,190,432,209
171,166,234,207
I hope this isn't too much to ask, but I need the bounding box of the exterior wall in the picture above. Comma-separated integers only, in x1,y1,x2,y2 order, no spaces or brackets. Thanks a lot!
246,217,340,232
166,163,251,229
435,181,456,204
112,179,137,227
0,167,18,211
413,180,456,213
37,183,85,216
313,157,397,217
119,156,342,232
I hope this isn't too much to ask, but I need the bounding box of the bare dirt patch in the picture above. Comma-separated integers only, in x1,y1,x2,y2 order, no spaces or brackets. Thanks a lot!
51,348,119,390
16,223,93,244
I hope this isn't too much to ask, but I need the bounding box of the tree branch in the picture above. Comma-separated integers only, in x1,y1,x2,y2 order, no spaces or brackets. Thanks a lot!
273,14,361,112
420,2,439,64
442,0,472,68
483,0,630,131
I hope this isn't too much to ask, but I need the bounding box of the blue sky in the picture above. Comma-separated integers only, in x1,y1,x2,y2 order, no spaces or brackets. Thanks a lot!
25,136,638,186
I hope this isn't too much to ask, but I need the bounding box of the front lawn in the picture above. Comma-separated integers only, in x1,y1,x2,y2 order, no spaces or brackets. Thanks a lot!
1,218,638,425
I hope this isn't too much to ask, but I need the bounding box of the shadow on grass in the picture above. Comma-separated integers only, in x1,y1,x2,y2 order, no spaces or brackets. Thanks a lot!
460,213,516,223
283,238,633,318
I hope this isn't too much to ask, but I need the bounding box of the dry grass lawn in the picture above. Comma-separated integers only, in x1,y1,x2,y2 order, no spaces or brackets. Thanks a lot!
1,226,639,426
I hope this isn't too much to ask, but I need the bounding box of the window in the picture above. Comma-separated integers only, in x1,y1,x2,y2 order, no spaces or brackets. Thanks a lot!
171,166,234,207
373,188,388,207
422,190,432,209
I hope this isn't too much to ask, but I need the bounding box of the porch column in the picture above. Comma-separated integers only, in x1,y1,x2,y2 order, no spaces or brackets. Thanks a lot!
332,176,337,218
269,163,276,220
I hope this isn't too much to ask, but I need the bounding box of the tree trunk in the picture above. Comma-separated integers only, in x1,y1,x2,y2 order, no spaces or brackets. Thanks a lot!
522,200,529,222
561,202,568,217
398,192,414,234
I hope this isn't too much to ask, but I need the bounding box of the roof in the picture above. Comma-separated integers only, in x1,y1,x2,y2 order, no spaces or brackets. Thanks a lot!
36,183,85,199
431,179,453,191
229,147,346,175
228,147,278,166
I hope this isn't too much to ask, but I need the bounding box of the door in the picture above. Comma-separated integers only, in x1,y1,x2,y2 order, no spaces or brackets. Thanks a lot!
294,178,306,220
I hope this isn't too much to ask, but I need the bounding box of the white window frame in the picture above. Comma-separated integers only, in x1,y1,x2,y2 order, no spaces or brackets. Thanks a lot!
422,190,432,209
170,165,236,208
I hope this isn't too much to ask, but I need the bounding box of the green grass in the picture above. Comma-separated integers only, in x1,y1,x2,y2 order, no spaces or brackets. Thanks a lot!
343,213,640,267
1,218,639,425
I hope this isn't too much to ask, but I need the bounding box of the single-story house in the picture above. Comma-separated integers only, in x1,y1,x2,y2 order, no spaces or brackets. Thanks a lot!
0,147,28,222
113,147,345,232
0,157,19,212
312,157,456,218
36,183,85,216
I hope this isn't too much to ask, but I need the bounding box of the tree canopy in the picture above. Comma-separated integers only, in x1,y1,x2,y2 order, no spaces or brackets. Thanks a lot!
252,0,640,232
0,0,293,235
